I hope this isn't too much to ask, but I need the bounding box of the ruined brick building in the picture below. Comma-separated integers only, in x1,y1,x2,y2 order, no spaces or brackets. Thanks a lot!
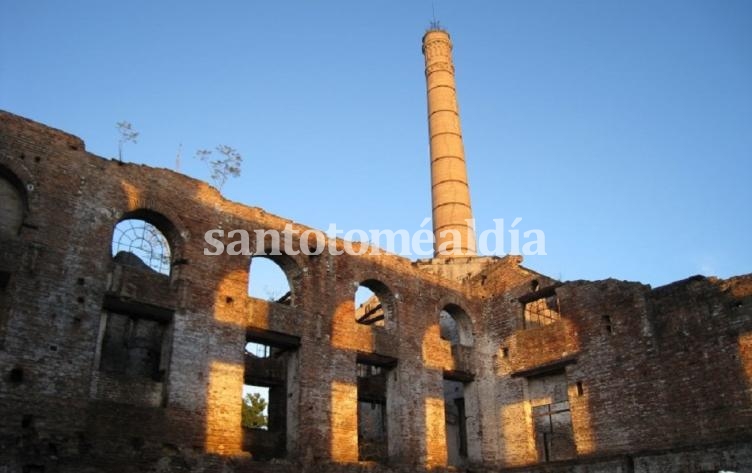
1,28,751,473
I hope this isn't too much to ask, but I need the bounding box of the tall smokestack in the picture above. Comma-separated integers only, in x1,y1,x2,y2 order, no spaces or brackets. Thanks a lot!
422,28,477,257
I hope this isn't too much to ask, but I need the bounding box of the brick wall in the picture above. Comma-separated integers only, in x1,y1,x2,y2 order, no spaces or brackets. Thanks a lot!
0,110,750,473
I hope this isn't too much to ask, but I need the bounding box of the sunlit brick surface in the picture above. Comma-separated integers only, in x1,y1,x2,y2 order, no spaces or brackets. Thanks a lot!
0,103,751,473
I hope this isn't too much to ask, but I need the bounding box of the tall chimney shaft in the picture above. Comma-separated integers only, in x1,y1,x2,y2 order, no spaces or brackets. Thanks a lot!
422,29,477,257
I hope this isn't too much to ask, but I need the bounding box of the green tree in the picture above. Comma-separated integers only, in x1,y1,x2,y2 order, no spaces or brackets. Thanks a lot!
241,392,268,429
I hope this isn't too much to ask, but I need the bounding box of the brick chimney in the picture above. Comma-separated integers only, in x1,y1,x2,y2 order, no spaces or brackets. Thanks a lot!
422,29,477,257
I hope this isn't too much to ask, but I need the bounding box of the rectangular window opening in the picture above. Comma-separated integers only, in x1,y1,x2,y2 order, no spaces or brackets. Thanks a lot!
443,377,469,467
357,361,389,462
0,272,9,346
93,306,174,408
246,341,271,358
0,271,10,290
242,331,299,461
242,384,270,430
521,287,561,329
528,370,576,462
99,311,171,382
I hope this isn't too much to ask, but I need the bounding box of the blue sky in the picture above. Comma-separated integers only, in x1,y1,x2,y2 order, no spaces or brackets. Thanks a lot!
2,1,750,287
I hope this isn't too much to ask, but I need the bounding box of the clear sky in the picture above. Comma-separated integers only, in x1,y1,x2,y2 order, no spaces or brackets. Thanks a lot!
2,1,750,287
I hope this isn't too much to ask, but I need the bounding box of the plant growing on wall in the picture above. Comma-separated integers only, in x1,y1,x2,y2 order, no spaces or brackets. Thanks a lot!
194,145,242,191
116,121,139,161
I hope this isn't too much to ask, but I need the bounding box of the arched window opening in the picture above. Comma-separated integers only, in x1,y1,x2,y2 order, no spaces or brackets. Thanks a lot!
112,219,172,276
248,256,293,305
439,310,459,344
0,174,24,238
439,304,473,347
354,280,394,328
355,286,383,327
